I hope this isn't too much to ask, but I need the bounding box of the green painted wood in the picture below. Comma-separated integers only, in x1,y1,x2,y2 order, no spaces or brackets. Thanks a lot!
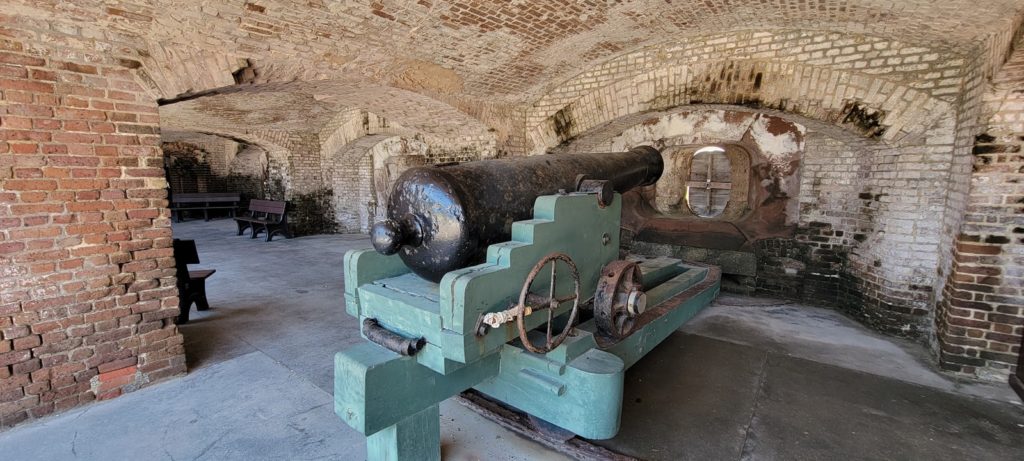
608,270,720,369
474,345,625,440
633,256,687,287
411,342,466,375
437,193,621,364
334,342,499,436
366,404,440,461
472,263,719,440
537,324,599,365
359,283,444,345
645,266,708,307
337,192,720,458
344,249,409,317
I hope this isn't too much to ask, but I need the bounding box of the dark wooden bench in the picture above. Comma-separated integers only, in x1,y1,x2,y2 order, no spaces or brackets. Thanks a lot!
234,199,292,242
172,239,216,324
170,192,241,222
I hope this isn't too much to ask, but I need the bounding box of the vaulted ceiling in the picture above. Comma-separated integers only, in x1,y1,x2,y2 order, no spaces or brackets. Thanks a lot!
7,0,1023,138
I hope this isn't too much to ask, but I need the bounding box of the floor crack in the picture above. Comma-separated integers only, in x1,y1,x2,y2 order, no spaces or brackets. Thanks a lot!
191,430,229,461
738,352,770,461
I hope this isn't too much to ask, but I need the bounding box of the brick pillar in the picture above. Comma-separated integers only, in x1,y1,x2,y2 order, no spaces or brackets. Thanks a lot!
936,39,1024,380
1,42,186,426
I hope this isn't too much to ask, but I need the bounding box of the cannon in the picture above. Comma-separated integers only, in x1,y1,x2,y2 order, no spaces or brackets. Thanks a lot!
371,146,664,282
335,147,721,460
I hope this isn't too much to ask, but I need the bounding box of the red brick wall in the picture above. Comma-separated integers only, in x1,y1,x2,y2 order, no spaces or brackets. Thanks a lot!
936,38,1024,380
1,38,185,426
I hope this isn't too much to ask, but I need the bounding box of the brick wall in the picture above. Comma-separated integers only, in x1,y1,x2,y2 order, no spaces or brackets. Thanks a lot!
526,50,961,334
567,104,942,335
540,49,959,338
936,36,1024,381
529,27,1024,378
0,41,186,426
327,134,480,232
529,31,961,129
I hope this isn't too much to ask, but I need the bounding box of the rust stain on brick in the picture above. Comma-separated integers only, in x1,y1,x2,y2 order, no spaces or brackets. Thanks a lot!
117,58,142,69
105,7,152,22
840,101,887,138
61,62,98,74
763,115,798,136
244,2,266,13
390,59,464,95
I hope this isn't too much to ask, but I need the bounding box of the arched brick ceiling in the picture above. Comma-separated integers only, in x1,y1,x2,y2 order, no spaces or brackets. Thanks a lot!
6,0,1022,144
7,0,1021,102
157,81,492,139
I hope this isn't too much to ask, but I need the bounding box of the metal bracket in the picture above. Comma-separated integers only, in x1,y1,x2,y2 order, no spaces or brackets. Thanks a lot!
574,175,613,207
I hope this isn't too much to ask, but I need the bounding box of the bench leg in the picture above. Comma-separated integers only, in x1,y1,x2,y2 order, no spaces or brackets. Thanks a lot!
236,220,249,236
193,279,210,311
204,209,210,221
266,222,290,241
250,224,263,239
176,284,194,324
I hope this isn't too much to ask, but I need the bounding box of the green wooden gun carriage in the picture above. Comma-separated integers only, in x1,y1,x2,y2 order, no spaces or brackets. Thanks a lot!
335,147,721,459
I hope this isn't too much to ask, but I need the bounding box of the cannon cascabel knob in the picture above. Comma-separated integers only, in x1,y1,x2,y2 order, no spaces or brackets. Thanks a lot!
371,219,404,255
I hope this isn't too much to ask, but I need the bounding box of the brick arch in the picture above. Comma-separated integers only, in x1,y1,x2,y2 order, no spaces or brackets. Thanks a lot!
130,43,248,102
131,42,490,144
162,130,288,161
166,129,292,191
318,109,423,167
558,102,961,344
156,78,499,144
526,28,966,117
159,130,279,202
528,58,954,153
328,134,431,232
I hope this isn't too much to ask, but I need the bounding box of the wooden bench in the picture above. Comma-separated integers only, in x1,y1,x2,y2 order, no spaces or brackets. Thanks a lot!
170,192,241,222
172,239,216,324
234,199,292,242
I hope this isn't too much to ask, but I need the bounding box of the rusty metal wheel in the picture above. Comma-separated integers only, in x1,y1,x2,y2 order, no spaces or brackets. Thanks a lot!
516,252,581,354
594,260,646,339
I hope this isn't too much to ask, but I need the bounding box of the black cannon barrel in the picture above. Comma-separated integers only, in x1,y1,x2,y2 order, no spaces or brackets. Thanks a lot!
370,146,663,282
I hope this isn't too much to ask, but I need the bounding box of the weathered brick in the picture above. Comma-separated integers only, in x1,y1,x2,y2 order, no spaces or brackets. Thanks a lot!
0,52,44,67
0,350,31,367
0,78,53,93
11,335,40,350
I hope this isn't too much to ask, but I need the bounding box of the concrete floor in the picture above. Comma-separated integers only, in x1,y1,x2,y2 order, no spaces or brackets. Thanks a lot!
0,218,1022,460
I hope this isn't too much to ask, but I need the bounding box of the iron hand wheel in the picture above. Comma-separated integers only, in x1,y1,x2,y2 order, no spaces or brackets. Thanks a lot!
594,260,646,339
516,252,581,354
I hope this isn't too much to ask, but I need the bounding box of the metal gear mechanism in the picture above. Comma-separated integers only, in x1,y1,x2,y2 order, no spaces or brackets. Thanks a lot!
594,260,646,339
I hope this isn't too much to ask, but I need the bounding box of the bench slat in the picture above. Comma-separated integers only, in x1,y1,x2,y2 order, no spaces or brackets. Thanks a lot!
172,193,241,204
170,193,241,222
247,199,286,214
